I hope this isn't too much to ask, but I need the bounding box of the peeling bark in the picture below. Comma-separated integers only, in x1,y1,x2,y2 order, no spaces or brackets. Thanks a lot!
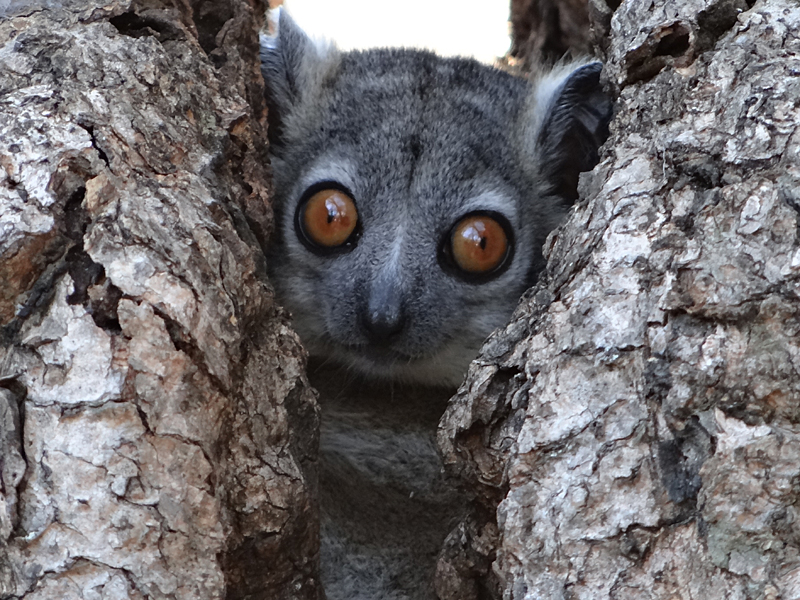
439,0,800,598
0,1,320,599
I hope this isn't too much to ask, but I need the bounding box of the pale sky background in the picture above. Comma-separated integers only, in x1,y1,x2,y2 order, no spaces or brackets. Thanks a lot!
281,0,512,64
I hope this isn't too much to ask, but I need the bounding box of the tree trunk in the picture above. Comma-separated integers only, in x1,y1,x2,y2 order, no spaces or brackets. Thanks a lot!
509,0,592,69
0,1,320,599
438,0,800,598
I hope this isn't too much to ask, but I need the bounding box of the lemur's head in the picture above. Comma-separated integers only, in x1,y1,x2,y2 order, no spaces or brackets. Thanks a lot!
261,10,611,386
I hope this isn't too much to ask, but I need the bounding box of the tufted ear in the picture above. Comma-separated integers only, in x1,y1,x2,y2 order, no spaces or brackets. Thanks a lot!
259,9,337,146
529,62,613,203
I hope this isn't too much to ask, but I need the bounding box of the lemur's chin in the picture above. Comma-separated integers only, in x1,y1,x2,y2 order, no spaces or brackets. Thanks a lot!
344,345,417,372
325,344,467,388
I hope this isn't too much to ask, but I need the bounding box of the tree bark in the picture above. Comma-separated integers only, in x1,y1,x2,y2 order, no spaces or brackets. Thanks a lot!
509,0,592,69
439,0,800,598
0,1,320,599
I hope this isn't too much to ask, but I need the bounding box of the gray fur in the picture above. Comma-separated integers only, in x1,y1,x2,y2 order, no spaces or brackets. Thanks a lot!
311,361,463,600
261,11,611,388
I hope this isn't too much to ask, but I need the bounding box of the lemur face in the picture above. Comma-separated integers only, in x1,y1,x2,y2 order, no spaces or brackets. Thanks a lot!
262,12,611,386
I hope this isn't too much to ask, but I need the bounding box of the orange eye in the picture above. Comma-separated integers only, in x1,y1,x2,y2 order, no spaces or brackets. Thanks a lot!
299,188,358,250
450,214,510,275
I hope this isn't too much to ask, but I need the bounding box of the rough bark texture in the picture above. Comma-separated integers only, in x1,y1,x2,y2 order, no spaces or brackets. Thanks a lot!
509,0,592,69
439,0,800,598
0,1,320,599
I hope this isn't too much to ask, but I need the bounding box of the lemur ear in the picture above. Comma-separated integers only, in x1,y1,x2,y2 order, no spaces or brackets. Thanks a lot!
531,62,613,203
260,9,336,146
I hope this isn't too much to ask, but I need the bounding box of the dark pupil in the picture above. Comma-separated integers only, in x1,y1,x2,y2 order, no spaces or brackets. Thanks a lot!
479,236,487,250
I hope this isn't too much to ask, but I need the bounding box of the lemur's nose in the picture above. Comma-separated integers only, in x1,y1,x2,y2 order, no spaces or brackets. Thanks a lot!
363,307,406,343
362,279,406,344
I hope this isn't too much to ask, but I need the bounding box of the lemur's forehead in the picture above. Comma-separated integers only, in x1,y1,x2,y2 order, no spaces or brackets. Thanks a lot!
332,48,529,107
315,50,528,157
